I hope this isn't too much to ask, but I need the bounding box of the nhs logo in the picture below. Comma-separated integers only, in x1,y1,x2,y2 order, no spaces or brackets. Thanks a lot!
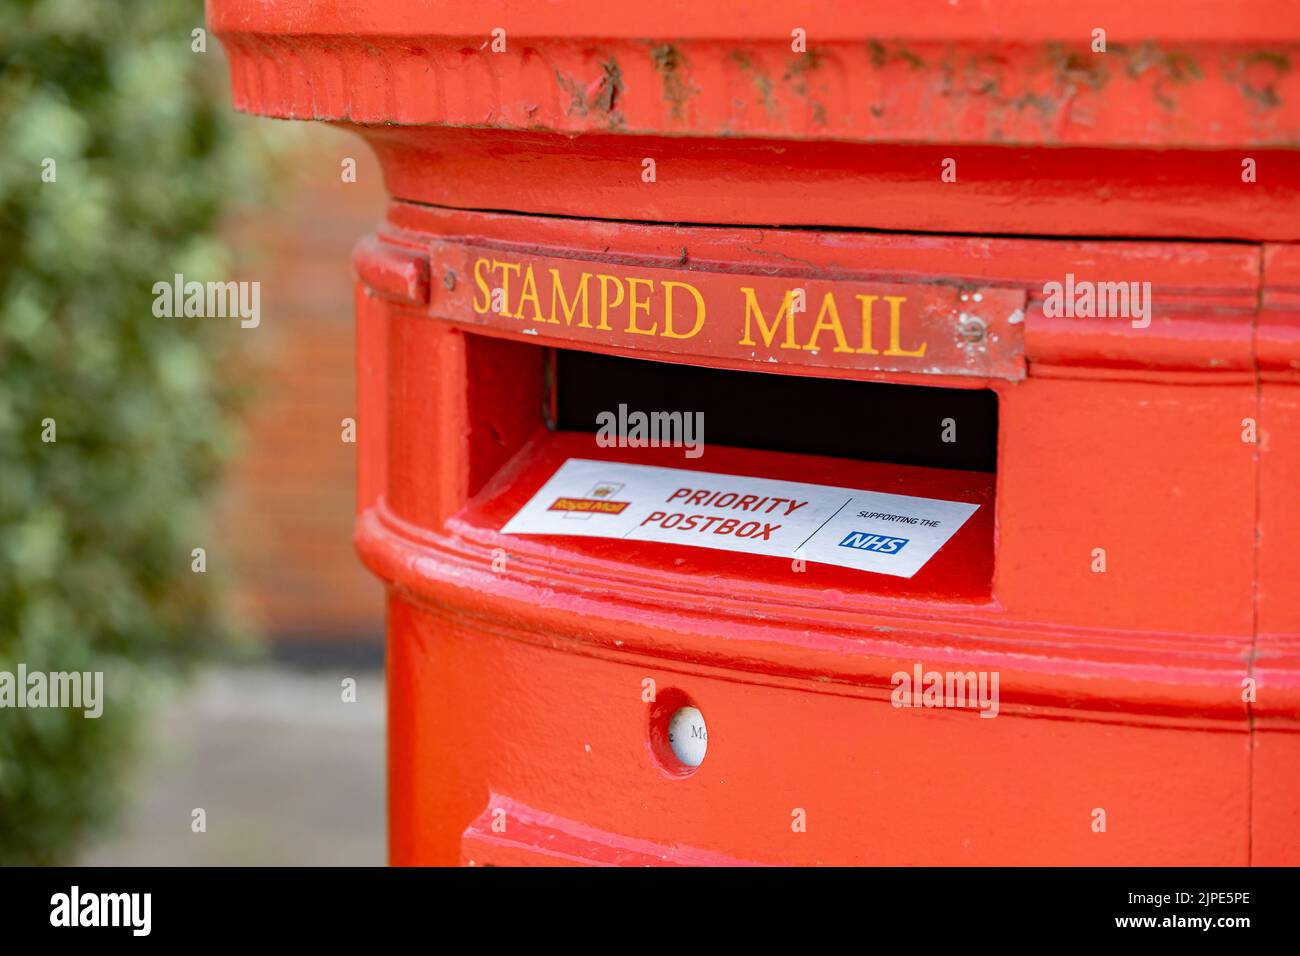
838,531,909,555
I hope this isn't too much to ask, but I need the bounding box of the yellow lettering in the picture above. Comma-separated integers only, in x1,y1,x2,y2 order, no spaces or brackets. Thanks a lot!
661,281,706,339
882,296,926,357
548,269,591,327
491,260,520,314
472,257,492,314
855,295,880,354
514,265,544,321
803,293,854,353
625,277,657,335
595,274,623,331
738,287,798,350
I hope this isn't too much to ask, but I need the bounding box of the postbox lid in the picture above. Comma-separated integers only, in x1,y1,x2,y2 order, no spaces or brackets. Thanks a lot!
209,0,1300,149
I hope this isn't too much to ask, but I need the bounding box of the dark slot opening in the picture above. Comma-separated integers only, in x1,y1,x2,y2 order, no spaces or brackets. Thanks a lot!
554,349,997,472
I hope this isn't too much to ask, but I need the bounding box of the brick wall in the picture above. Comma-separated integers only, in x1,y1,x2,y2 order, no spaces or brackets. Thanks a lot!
221,126,388,643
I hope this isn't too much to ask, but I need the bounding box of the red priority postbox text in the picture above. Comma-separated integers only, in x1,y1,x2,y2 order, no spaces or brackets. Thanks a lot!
638,487,810,541
665,487,808,517
640,512,781,540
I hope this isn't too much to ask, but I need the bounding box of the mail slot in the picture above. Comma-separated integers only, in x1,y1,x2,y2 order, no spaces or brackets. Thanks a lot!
211,0,1300,865
475,343,998,599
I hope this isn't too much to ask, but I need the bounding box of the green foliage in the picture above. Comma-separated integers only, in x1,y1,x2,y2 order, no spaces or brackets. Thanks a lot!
0,0,273,863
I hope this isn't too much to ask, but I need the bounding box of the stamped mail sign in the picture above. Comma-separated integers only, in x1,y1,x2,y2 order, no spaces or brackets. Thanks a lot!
501,459,980,578
429,241,1026,380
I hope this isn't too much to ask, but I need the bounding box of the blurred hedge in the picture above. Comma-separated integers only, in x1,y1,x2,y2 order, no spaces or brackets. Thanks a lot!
0,0,276,863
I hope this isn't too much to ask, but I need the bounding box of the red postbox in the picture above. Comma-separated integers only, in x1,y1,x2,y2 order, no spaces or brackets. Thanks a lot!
209,0,1300,865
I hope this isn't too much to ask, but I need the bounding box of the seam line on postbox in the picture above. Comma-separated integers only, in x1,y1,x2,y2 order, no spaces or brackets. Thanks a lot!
390,198,1268,247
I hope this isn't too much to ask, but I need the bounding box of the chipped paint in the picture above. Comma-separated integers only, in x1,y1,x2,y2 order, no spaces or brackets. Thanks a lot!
865,40,925,71
1050,47,1109,92
729,50,778,118
784,49,828,125
650,43,696,120
593,58,624,117
555,58,625,125
1229,50,1291,110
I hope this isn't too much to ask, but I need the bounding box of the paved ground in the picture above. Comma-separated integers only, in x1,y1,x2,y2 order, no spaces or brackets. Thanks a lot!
80,665,386,866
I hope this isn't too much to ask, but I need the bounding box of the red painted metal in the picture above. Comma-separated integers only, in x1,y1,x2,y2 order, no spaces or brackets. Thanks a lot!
426,236,1028,380
208,0,1300,865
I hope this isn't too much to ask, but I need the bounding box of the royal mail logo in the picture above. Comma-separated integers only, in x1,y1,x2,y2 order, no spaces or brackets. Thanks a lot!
551,481,629,519
838,531,909,554
548,497,631,514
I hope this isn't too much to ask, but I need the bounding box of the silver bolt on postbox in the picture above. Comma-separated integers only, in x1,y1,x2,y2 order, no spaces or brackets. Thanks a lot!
958,314,988,344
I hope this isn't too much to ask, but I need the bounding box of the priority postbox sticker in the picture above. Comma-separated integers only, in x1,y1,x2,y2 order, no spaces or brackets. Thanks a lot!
500,459,979,578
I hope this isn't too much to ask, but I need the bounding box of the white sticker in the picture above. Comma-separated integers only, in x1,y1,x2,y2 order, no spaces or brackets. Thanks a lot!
500,459,979,578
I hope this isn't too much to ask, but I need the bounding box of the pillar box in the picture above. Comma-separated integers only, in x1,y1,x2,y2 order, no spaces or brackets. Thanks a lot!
208,0,1300,865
